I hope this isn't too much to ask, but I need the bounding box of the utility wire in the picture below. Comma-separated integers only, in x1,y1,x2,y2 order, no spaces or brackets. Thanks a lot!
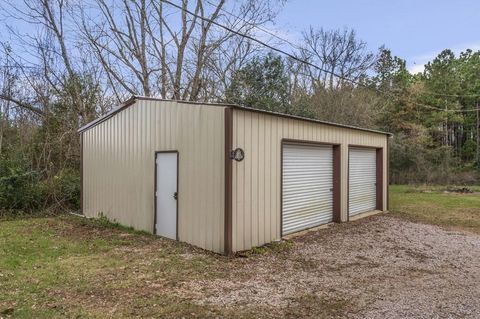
208,1,480,109
206,1,480,101
162,0,480,113
205,0,302,51
161,0,364,86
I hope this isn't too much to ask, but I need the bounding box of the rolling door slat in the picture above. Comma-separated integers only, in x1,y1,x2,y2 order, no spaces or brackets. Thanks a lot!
348,148,376,216
282,144,333,235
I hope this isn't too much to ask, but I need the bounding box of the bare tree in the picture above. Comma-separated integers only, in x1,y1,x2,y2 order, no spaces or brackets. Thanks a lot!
299,27,376,91
0,0,102,125
78,0,282,101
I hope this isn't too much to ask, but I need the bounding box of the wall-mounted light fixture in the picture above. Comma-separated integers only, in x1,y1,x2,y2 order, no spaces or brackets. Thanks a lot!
230,148,245,162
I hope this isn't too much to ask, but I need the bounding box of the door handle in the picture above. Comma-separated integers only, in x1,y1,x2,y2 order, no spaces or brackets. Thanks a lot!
173,192,178,200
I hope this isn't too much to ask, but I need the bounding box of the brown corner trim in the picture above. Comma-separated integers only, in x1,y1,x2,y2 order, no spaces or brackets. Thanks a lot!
376,148,384,210
224,107,233,255
80,133,84,215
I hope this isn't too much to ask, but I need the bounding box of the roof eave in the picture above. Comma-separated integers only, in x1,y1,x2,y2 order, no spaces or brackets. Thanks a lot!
78,95,392,137
77,96,137,133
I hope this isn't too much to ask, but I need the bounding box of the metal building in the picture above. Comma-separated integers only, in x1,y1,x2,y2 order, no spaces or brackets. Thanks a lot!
79,96,391,254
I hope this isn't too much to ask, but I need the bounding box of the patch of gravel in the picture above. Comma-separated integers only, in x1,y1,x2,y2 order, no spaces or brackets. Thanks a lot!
183,215,480,318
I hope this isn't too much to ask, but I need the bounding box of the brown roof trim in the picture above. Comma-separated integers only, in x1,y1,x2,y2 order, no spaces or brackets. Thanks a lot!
232,105,392,136
78,96,136,133
78,95,393,136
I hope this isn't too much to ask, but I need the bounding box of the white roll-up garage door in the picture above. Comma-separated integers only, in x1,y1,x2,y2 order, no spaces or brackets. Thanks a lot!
348,147,377,217
282,143,333,235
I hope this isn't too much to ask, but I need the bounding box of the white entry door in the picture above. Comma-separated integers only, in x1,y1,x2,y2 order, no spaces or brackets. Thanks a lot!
348,147,377,217
282,143,333,235
155,152,178,240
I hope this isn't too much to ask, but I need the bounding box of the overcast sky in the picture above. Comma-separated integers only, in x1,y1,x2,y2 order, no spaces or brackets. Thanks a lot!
273,0,480,73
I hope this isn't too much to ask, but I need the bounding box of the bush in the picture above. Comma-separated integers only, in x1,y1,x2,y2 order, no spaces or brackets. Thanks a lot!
390,132,479,185
46,168,81,210
0,158,44,211
0,157,80,214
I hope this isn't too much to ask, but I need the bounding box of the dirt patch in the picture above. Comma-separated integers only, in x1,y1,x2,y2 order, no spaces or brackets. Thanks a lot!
43,216,152,244
181,215,480,318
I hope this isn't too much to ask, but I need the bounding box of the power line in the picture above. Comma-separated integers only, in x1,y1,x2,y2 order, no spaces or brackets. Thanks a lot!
209,0,480,104
162,0,480,113
213,2,480,104
205,0,302,51
161,0,364,86
0,64,38,69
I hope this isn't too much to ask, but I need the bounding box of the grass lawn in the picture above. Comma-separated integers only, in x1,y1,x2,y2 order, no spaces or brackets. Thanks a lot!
390,184,480,233
0,216,234,318
0,185,479,318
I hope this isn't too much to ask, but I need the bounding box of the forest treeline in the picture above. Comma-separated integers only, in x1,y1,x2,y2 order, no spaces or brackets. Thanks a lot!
0,0,478,213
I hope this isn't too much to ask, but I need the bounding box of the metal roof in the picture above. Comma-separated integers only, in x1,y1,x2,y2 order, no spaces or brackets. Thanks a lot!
78,95,392,136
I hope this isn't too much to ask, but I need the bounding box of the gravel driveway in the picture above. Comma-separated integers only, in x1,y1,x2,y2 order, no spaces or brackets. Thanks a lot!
184,214,480,318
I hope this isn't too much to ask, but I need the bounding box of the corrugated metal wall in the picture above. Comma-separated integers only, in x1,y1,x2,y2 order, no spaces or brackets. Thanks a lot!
231,109,388,252
82,99,225,253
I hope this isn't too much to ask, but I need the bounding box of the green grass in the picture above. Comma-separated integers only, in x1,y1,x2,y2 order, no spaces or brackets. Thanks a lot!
390,184,480,233
0,187,479,317
0,215,229,318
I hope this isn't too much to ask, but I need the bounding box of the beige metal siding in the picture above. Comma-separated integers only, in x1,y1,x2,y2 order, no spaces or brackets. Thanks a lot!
231,109,388,252
82,100,225,253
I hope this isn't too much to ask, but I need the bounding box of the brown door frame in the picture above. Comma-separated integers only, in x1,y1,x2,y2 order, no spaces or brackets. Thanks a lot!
153,150,179,241
347,145,384,220
280,139,341,237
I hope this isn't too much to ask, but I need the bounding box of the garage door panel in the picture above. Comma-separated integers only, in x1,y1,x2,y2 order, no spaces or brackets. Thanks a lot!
283,214,332,232
283,189,333,198
349,148,377,216
282,144,333,235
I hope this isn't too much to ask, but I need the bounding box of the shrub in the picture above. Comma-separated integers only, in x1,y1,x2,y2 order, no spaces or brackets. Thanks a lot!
44,168,81,211
390,132,479,185
0,156,80,214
